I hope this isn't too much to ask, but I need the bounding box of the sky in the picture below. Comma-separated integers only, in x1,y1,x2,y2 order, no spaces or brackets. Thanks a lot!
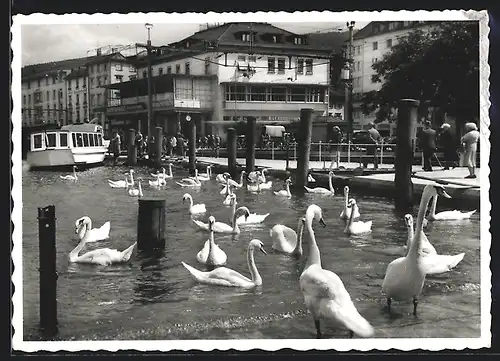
21,22,368,66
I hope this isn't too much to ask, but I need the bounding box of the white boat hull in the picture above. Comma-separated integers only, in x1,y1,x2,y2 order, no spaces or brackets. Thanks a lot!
27,147,107,168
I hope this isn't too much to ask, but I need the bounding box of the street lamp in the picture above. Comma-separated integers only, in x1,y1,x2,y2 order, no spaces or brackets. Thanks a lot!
144,23,154,156
345,21,355,143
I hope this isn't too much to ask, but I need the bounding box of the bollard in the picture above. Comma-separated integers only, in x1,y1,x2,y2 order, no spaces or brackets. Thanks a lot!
246,116,256,174
296,108,314,190
137,199,166,251
188,119,197,176
395,99,419,213
227,128,238,179
319,141,322,164
271,141,275,160
154,127,163,167
127,128,137,166
37,205,58,338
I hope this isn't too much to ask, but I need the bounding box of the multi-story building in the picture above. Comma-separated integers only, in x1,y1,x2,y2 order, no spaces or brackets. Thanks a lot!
64,67,90,124
104,22,344,142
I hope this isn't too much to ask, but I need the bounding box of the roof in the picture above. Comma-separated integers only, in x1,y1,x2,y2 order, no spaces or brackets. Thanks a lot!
64,67,89,80
353,21,435,40
306,31,351,52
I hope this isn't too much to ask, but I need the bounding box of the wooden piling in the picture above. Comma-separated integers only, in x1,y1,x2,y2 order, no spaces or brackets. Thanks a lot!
127,128,137,166
245,116,256,174
188,119,197,176
394,99,419,212
37,205,58,338
137,199,166,251
227,128,237,179
296,108,314,190
154,126,163,167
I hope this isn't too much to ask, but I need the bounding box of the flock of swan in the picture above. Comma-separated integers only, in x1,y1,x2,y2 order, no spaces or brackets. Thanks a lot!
60,163,477,338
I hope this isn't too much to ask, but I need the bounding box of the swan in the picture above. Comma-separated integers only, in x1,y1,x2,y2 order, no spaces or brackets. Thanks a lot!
216,172,231,184
108,174,130,189
229,194,270,224
182,238,267,288
304,171,334,195
176,170,202,187
270,216,306,257
149,173,166,187
128,179,143,197
344,199,372,235
340,186,360,220
183,193,207,215
382,184,452,315
426,194,477,221
60,165,78,180
197,165,213,180
404,214,465,275
220,173,241,195
192,206,250,234
274,178,292,198
150,164,173,180
196,216,227,266
257,168,273,189
74,216,110,243
222,190,234,206
246,179,261,193
300,204,374,339
70,220,136,266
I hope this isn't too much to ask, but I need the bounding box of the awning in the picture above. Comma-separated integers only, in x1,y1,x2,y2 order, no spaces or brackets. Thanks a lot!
263,125,286,137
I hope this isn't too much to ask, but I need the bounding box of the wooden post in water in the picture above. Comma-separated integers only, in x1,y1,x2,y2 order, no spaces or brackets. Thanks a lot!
127,128,137,166
227,128,237,179
394,99,419,212
37,205,58,338
296,108,314,190
188,118,197,176
137,199,166,251
285,133,290,170
245,116,256,174
154,126,163,168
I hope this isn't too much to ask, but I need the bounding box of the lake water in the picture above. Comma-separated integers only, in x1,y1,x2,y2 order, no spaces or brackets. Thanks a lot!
20,164,481,340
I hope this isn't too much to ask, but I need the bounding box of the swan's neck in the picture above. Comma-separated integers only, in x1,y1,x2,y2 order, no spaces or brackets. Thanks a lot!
347,204,356,226
406,223,414,251
329,174,334,192
304,217,321,268
230,200,237,226
188,196,194,209
129,172,135,185
409,188,434,259
207,229,216,262
73,168,77,179
239,173,244,186
247,246,262,285
138,182,143,197
292,223,304,256
286,182,290,196
169,166,173,177
344,190,349,208
429,195,438,217
70,235,87,261
232,208,243,232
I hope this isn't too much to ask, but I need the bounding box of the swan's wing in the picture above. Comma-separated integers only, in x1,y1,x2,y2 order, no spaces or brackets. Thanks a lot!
213,222,234,232
193,219,208,230
300,266,347,301
326,300,374,338
197,240,210,263
421,253,465,275
206,267,252,284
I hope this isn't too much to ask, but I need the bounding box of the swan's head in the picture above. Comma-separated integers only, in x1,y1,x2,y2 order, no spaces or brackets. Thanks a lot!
74,216,90,234
432,184,452,198
208,216,216,229
182,193,191,203
404,214,413,227
162,167,165,172
249,239,267,255
297,216,306,229
238,207,251,221
344,185,349,195
328,171,334,176
130,169,134,173
347,198,357,208
223,172,231,179
73,165,78,170
306,204,327,227
286,178,292,185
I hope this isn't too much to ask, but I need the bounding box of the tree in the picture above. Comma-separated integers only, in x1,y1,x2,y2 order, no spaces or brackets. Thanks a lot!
361,21,479,131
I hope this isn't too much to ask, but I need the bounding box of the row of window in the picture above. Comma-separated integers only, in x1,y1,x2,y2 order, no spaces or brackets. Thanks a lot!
88,63,135,74
237,33,305,45
32,132,103,150
225,85,325,103
352,38,394,56
23,105,88,121
143,62,192,79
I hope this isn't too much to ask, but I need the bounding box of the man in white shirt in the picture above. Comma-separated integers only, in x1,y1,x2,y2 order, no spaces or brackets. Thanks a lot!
460,122,479,179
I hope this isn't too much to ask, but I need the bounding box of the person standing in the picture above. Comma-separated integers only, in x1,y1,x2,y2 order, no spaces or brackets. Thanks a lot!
419,121,436,172
438,123,456,170
329,126,342,170
215,135,221,158
366,123,381,169
461,122,479,179
112,131,121,165
170,135,177,156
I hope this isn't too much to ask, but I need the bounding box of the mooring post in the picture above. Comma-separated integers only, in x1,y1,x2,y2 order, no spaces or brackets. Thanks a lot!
188,119,197,176
285,133,290,170
227,128,237,179
246,116,256,174
137,199,166,251
296,108,314,190
394,99,419,212
154,126,163,168
37,205,58,338
127,128,137,166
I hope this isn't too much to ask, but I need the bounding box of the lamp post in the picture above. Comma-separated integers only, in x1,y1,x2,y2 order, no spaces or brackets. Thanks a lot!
144,23,155,157
345,21,355,143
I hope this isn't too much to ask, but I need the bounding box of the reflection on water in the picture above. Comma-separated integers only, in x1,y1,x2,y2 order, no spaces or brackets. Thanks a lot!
21,164,481,340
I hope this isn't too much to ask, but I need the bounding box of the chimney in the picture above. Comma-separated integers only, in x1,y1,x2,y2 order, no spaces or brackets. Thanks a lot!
96,48,102,56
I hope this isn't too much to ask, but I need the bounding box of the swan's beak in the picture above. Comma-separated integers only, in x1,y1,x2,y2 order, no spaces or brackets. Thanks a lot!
260,246,267,255
319,218,327,227
436,187,452,199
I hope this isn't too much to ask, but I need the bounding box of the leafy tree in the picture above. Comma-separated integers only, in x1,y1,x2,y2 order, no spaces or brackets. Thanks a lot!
361,21,479,131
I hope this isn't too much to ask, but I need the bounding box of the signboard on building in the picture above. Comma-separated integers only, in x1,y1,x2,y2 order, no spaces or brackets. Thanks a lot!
174,99,201,108
107,103,146,114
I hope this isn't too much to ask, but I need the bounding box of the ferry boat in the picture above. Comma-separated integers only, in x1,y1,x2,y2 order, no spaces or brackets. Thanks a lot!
26,123,110,170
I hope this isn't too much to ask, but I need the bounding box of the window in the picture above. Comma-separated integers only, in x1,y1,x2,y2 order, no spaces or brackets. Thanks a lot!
372,57,378,64
248,86,266,101
129,65,136,72
97,76,101,86
97,94,101,105
204,58,210,75
33,134,43,149
103,76,107,85
60,133,68,147
83,78,87,88
294,37,303,45
167,66,172,74
23,95,26,104
386,38,393,48
176,64,181,74
289,87,307,102
158,68,163,75
45,77,49,85
115,75,123,82
46,133,57,147
357,61,361,71
115,63,123,71
76,94,80,105
46,91,50,101
83,133,89,147
37,79,41,87
185,62,190,75
93,134,98,146
59,89,63,99
225,85,246,101
89,133,95,146
28,82,31,89
248,56,256,62
34,92,42,103
28,94,31,103
307,88,324,103
104,64,107,71
76,79,79,89
267,57,276,73
277,58,286,74
242,33,251,42
268,87,286,102
388,22,395,30
98,134,103,146
373,41,378,50
129,75,137,80
237,55,246,61
305,59,313,75
52,76,56,84
142,71,147,78
297,59,304,74
53,89,56,99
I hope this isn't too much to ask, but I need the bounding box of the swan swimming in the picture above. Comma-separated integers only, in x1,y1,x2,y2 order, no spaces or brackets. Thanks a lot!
426,194,476,221
196,216,227,266
60,165,78,181
149,173,166,188
340,186,360,220
299,204,374,338
128,179,143,197
183,193,207,215
257,168,273,189
274,178,292,198
304,171,334,195
150,164,173,179
270,216,306,257
382,184,452,316
192,206,250,234
229,194,270,224
216,172,231,184
109,169,135,188
344,199,372,235
221,173,241,195
196,165,212,180
176,170,202,187
74,216,111,243
182,238,267,288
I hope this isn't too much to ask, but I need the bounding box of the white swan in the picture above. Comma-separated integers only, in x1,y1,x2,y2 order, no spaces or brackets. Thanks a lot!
300,204,374,338
197,165,213,180
74,216,111,243
427,194,477,221
222,190,234,207
192,206,250,234
344,199,372,235
176,170,202,188
70,223,136,266
382,184,452,315
149,173,166,187
270,216,306,257
196,216,227,266
187,166,211,182
60,165,78,180
183,193,207,215
182,239,267,288
228,194,270,224
246,179,261,193
405,214,465,275
340,186,360,220
128,179,143,197
220,173,241,195
216,172,231,184
150,164,173,180
304,171,334,195
257,168,273,189
274,178,292,198
109,169,135,188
